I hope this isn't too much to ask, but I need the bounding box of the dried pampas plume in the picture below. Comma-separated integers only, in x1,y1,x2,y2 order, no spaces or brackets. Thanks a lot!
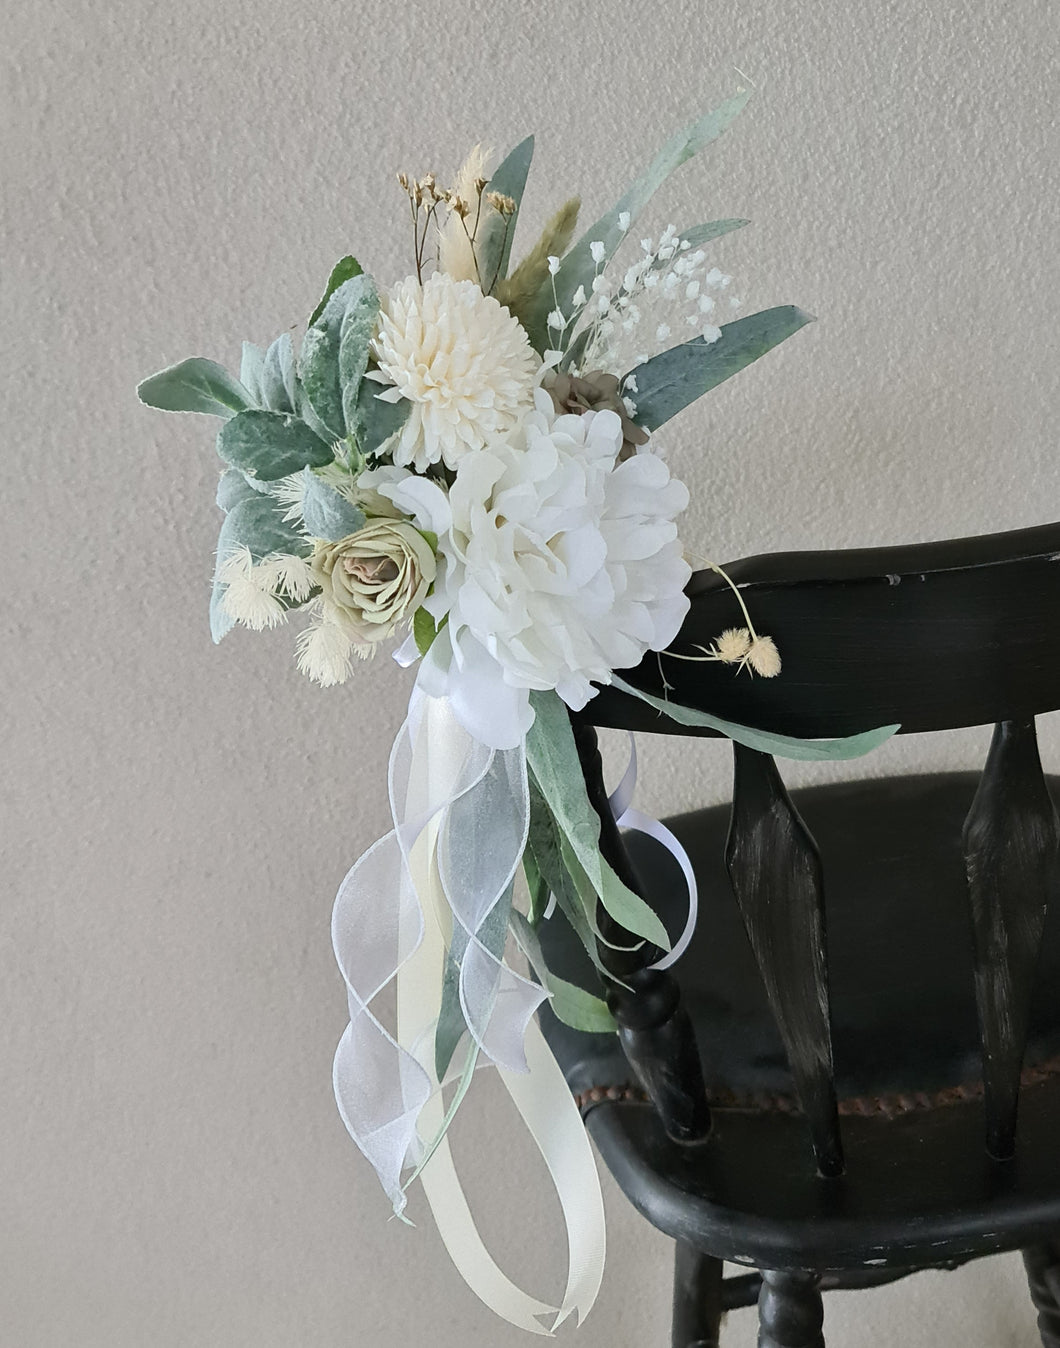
437,144,493,284
495,197,580,326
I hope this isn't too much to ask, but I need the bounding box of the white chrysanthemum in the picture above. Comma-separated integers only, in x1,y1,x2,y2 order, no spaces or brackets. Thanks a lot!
439,389,691,714
368,273,538,472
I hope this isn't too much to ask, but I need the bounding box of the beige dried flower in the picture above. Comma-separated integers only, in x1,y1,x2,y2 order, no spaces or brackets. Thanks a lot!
310,520,436,650
713,627,753,664
746,634,782,678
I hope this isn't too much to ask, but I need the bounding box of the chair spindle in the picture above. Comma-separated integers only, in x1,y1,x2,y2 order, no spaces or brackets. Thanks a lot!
725,743,843,1177
572,719,711,1143
671,1241,723,1348
963,718,1060,1159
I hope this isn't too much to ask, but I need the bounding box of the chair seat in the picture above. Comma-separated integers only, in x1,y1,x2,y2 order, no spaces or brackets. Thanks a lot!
537,772,1060,1268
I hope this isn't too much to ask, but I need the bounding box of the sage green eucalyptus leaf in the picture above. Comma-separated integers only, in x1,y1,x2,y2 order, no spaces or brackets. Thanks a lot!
308,255,364,328
209,494,308,643
434,886,511,1081
338,274,381,432
509,911,616,1034
627,306,815,432
477,135,535,292
609,674,899,761
526,690,670,951
217,409,333,481
260,333,297,413
522,91,751,351
526,779,608,974
300,471,366,541
347,376,410,457
137,357,254,419
300,277,365,439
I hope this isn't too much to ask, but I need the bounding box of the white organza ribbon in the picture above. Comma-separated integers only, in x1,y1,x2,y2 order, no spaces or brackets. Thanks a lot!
332,686,606,1331
607,734,699,972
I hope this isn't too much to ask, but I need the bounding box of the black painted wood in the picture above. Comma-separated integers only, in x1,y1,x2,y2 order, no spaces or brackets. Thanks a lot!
572,718,711,1143
725,744,843,1177
672,1242,724,1348
1024,1243,1060,1348
963,719,1060,1158
578,521,1060,740
757,1271,825,1348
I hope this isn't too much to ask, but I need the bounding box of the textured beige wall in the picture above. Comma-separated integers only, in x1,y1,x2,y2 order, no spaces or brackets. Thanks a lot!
5,0,1058,1343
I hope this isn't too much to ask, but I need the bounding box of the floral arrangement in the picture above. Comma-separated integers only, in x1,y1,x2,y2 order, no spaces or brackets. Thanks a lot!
139,90,894,1333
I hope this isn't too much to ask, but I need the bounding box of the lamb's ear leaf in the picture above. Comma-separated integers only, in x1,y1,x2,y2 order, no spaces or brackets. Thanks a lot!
308,256,364,328
625,306,815,432
216,409,334,481
137,357,254,419
300,275,372,439
260,333,297,413
347,378,410,457
338,275,381,433
477,135,535,290
300,472,365,541
240,343,266,405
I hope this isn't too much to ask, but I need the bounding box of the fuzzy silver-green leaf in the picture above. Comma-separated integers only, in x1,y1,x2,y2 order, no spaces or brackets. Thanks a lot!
137,357,253,419
216,409,333,481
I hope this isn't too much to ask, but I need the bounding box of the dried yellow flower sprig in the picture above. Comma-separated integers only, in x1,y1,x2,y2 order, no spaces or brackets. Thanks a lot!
666,559,782,678
398,159,517,291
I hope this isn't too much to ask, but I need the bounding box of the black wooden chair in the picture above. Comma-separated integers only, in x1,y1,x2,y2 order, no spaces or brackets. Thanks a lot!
539,522,1060,1347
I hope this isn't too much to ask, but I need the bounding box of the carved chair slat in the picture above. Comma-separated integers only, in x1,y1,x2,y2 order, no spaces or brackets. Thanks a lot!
572,719,711,1143
725,743,843,1177
963,718,1060,1158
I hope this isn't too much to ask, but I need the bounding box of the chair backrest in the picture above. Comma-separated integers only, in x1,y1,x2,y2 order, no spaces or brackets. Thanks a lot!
573,521,1060,1174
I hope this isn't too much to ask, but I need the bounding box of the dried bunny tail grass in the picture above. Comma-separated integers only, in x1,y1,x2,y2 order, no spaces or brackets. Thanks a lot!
495,197,580,324
438,144,492,283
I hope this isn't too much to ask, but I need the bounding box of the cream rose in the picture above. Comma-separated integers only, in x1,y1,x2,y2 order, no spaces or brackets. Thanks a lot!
310,520,436,647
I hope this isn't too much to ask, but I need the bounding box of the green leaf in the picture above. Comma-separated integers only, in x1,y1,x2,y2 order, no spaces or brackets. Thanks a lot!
217,409,333,481
338,275,381,433
434,886,511,1081
240,342,265,404
347,377,410,457
627,306,815,432
300,471,365,540
609,674,900,761
523,91,751,351
525,780,608,973
308,255,364,328
215,467,262,512
260,333,297,413
209,495,308,642
477,135,535,290
300,277,363,439
413,605,438,656
137,357,253,419
525,691,670,951
509,911,616,1034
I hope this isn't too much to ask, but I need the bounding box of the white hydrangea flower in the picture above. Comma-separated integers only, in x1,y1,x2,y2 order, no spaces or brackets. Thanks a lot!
368,273,537,473
423,391,690,742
